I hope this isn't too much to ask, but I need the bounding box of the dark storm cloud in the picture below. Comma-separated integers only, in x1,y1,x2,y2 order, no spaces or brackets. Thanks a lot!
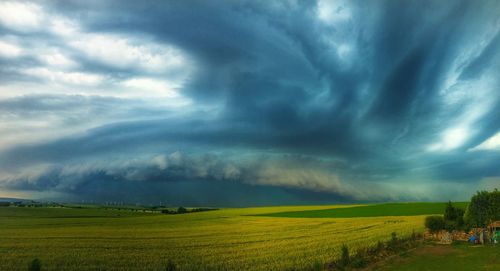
1,0,500,204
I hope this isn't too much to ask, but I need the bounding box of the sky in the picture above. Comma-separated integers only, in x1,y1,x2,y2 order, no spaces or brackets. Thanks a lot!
0,0,499,206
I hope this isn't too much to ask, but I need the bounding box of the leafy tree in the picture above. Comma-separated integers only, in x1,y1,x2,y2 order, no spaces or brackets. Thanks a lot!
489,189,500,221
443,201,465,231
465,189,500,227
177,207,187,214
444,201,457,221
425,216,445,233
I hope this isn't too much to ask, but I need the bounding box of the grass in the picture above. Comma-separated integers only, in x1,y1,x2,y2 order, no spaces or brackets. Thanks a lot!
0,204,426,271
257,202,469,218
375,242,500,271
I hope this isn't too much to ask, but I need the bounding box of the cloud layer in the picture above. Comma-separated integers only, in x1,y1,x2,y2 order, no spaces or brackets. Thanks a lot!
1,0,499,205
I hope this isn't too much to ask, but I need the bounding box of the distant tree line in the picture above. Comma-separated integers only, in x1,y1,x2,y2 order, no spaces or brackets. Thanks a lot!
161,207,218,215
0,201,55,208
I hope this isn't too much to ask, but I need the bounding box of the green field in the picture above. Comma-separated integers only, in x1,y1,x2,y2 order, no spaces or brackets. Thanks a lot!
257,202,469,218
375,242,500,271
0,204,429,271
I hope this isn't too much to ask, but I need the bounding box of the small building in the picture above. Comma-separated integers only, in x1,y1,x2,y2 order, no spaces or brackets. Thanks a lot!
489,221,500,243
489,221,500,231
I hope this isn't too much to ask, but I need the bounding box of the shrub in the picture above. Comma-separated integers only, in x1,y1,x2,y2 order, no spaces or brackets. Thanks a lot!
443,201,465,231
444,201,458,221
444,220,458,233
350,255,367,268
339,244,350,268
29,258,41,271
465,189,500,228
411,230,417,241
177,207,187,214
311,261,322,271
391,232,397,242
425,216,445,233
165,259,176,271
351,248,368,268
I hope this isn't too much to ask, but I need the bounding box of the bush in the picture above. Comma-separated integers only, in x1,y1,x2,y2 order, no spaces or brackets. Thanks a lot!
339,244,350,268
425,216,445,233
444,220,458,233
177,207,187,214
443,201,465,231
351,248,368,268
411,230,417,241
465,189,500,228
350,255,367,268
311,261,322,271
391,232,397,242
28,258,41,271
165,259,176,271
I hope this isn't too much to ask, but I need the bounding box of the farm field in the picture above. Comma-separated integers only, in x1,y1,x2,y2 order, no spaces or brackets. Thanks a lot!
258,202,469,218
373,242,500,271
1,203,430,271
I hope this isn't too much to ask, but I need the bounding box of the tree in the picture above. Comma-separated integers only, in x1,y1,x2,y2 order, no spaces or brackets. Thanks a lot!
465,190,500,227
443,201,465,232
425,216,445,233
489,189,500,221
444,201,457,221
177,207,187,214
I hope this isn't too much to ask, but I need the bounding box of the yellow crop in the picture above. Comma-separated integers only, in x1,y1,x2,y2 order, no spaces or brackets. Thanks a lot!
0,205,425,270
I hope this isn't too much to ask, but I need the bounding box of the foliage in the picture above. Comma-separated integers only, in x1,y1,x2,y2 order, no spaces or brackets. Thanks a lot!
391,231,398,242
160,207,218,214
331,232,422,270
165,260,176,271
28,259,41,271
465,189,500,227
489,189,500,221
177,206,187,214
425,216,445,233
339,244,350,268
443,201,465,232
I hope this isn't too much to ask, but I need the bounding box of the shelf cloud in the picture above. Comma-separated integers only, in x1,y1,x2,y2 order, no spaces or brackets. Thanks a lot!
0,0,499,205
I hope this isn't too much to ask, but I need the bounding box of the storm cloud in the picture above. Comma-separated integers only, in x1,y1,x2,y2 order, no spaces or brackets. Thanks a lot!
0,0,499,205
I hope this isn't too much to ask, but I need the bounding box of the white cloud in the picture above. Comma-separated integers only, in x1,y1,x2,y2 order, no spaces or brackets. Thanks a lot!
469,132,500,151
0,40,22,58
70,34,188,73
49,17,79,37
38,51,77,68
317,0,351,25
121,77,180,98
0,2,42,32
440,27,500,93
0,2,193,103
23,68,103,86
428,126,470,152
430,70,499,153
